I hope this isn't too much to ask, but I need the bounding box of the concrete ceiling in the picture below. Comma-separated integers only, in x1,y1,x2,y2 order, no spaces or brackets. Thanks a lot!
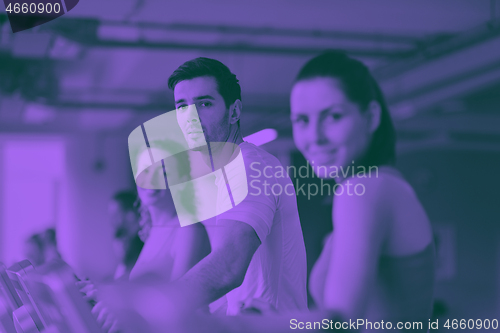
0,0,499,151
72,0,491,35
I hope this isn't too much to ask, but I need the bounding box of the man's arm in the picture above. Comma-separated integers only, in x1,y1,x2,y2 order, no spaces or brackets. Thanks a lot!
170,224,211,281
166,219,261,310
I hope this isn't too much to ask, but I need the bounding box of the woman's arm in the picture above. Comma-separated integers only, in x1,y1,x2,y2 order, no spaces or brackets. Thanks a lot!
170,224,211,281
323,176,390,320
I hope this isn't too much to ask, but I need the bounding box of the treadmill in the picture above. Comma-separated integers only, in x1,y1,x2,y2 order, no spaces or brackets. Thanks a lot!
0,262,20,333
7,259,102,333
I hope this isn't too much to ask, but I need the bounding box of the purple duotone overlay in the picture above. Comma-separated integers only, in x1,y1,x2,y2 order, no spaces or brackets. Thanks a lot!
0,1,499,332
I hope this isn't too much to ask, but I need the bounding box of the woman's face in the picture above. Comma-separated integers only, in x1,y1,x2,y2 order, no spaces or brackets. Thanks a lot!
290,77,373,179
136,160,175,209
135,146,177,209
24,240,44,266
137,187,173,208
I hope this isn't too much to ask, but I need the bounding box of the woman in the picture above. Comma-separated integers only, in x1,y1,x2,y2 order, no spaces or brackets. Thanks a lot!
213,52,434,332
23,233,46,267
288,51,435,329
23,228,62,268
129,142,211,282
108,191,144,280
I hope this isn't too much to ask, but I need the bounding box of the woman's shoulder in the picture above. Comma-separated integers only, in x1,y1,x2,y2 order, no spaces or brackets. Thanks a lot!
340,166,412,197
332,166,413,228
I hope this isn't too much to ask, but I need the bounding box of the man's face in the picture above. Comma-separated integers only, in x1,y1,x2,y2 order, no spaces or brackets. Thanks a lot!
174,76,230,150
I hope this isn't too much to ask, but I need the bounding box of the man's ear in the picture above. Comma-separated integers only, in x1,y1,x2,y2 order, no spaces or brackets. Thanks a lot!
367,101,382,134
229,99,242,125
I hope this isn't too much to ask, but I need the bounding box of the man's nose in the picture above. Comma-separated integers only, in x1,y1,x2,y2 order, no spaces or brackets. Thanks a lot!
186,107,200,124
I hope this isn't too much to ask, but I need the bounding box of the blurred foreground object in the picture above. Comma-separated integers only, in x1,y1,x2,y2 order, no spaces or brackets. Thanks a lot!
0,262,19,332
98,277,194,333
6,260,39,332
99,281,335,333
6,259,101,333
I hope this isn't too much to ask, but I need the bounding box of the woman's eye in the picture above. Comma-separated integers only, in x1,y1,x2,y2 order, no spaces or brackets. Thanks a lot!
327,113,343,121
291,117,308,125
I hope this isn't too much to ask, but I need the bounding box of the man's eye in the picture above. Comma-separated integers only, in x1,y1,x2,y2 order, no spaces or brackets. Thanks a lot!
200,101,212,107
177,105,188,111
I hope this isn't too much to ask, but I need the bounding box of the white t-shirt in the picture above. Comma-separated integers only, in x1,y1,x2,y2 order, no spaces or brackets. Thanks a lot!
208,142,308,315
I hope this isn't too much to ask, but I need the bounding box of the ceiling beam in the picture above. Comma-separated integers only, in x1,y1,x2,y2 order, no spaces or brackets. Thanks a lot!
378,22,500,118
374,21,500,80
83,39,411,57
39,17,417,57
103,21,421,45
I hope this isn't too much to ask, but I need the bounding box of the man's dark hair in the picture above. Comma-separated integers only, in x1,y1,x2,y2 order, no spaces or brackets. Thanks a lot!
168,57,242,108
295,51,396,168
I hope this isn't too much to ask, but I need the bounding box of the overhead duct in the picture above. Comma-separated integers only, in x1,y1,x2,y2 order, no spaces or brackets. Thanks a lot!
378,22,500,118
0,54,59,101
46,18,419,58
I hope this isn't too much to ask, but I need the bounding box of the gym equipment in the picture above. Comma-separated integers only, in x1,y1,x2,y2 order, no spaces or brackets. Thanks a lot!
0,262,19,333
7,259,102,333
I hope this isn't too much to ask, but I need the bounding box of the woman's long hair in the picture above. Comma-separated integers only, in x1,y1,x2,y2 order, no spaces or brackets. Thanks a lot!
135,198,152,242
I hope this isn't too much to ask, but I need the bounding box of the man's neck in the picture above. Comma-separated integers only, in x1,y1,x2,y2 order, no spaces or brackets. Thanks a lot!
226,125,244,146
199,127,243,171
149,205,177,226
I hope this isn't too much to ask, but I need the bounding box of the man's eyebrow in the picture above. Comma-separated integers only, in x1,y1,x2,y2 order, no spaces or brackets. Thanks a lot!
193,95,215,101
175,95,215,105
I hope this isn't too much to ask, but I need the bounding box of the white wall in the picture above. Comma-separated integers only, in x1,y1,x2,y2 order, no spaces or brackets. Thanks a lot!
0,132,133,281
0,135,66,265
62,132,133,280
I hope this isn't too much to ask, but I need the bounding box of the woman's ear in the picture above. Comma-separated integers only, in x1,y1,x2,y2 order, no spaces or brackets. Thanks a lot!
229,100,242,125
368,101,382,133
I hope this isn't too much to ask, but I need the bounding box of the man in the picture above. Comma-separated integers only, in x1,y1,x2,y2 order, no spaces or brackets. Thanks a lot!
165,57,308,315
